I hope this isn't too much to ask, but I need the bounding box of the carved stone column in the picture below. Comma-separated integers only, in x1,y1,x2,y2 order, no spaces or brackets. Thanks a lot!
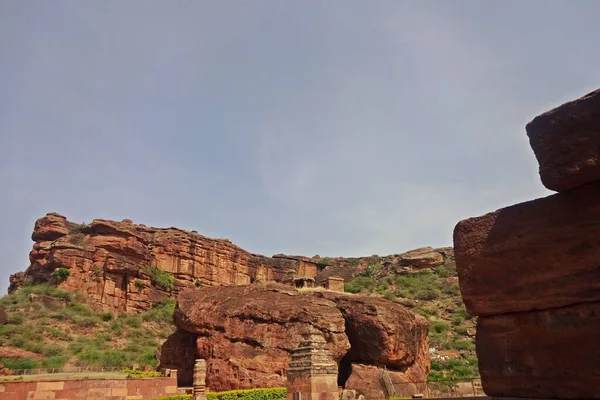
286,327,339,400
193,359,207,400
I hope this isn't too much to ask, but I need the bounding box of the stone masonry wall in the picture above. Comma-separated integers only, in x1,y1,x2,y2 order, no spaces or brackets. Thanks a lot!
0,376,177,400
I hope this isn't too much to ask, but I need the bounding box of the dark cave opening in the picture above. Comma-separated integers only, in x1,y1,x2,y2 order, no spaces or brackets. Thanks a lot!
338,353,353,388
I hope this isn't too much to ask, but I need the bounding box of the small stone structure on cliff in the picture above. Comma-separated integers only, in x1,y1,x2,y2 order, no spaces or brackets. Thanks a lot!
286,328,338,400
160,282,429,400
454,88,600,399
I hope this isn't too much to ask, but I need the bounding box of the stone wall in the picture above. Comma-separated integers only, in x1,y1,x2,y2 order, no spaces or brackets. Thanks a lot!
0,376,177,399
454,88,600,399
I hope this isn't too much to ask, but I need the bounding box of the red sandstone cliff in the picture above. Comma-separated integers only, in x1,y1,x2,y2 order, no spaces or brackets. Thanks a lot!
10,213,321,313
11,212,451,314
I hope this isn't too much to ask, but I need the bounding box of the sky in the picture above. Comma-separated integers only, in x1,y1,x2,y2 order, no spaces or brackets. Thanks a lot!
1,1,598,294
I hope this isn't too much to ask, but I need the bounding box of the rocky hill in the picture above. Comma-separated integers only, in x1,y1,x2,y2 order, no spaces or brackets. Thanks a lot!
2,213,476,385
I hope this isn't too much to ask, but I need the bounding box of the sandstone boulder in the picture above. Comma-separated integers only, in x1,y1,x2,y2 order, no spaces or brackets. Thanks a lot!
162,283,429,394
454,181,600,316
477,301,600,399
527,88,600,192
397,247,445,269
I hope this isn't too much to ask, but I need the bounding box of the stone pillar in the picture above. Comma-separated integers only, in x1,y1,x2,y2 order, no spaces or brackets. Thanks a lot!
193,359,207,400
286,328,339,400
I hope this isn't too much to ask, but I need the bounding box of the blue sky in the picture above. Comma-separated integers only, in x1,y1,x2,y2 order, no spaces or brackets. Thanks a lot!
1,1,598,293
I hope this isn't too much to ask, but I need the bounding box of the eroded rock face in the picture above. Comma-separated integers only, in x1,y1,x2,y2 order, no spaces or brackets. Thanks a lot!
162,283,429,394
454,180,600,316
12,213,322,313
527,88,600,192
477,302,600,399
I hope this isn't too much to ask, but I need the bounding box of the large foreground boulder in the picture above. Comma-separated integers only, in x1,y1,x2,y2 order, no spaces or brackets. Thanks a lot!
161,282,429,397
454,180,600,316
477,301,600,399
527,88,600,192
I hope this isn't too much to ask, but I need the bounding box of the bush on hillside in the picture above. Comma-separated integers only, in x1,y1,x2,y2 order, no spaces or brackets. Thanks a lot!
0,357,39,370
51,267,70,283
143,266,175,291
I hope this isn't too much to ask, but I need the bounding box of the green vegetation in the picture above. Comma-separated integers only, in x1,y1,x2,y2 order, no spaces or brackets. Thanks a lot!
50,267,70,283
0,357,39,370
153,388,287,400
343,256,478,381
316,257,331,267
0,284,176,371
135,279,146,289
143,266,175,291
123,368,162,378
194,279,203,288
68,223,89,234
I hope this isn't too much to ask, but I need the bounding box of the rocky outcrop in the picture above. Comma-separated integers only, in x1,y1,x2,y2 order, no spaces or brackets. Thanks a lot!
315,247,452,285
527,88,600,192
11,213,453,315
161,282,429,397
454,87,600,399
454,180,600,316
11,213,322,313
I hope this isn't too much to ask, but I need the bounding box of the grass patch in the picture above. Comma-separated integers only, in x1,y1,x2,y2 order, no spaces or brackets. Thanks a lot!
0,284,176,371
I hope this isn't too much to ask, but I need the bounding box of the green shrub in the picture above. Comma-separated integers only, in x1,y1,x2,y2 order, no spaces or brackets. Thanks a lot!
207,387,287,400
123,368,162,378
68,223,89,234
7,312,25,325
139,349,159,368
134,280,146,289
101,312,113,321
450,339,474,351
47,327,70,340
431,321,449,335
51,267,70,284
41,355,68,369
0,357,39,370
344,276,374,294
141,299,176,324
414,288,441,300
143,266,175,291
451,313,465,326
76,349,133,368
194,279,203,288
429,357,479,380
316,257,331,267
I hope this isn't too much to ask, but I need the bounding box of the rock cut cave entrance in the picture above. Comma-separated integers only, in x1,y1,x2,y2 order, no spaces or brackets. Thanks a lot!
338,353,353,388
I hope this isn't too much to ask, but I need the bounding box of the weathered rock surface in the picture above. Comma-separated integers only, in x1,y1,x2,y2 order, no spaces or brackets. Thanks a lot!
454,181,600,316
527,88,600,192
12,213,322,313
476,301,600,399
345,363,426,400
161,283,429,394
